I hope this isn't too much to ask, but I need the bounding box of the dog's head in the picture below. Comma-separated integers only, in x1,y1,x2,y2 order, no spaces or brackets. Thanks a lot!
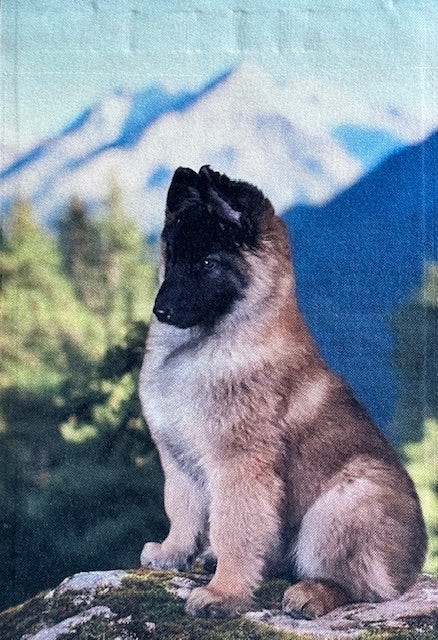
153,166,275,329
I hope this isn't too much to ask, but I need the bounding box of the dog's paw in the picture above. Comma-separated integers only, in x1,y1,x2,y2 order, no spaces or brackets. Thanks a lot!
140,541,192,571
282,579,349,619
186,586,251,618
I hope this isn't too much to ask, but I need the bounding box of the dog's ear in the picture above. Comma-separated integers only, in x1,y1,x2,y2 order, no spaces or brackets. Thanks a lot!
199,165,273,246
198,165,242,225
166,167,201,222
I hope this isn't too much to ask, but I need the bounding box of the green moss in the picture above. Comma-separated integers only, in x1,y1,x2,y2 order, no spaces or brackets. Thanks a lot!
358,624,438,640
0,591,50,639
0,588,105,639
255,579,290,610
350,610,438,640
90,570,300,640
1,571,437,640
56,614,110,640
47,591,91,624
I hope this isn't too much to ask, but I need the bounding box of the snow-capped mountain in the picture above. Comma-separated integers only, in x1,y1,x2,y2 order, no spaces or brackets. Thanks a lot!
0,142,22,170
1,63,431,232
1,63,436,437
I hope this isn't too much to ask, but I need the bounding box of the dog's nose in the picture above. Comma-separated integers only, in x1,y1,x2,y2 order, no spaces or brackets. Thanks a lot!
154,306,173,322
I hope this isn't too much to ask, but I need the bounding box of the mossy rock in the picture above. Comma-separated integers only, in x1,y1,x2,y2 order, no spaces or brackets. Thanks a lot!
1,569,437,640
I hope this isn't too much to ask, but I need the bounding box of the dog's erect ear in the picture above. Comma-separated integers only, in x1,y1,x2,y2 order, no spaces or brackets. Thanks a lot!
198,165,242,225
166,167,201,222
198,165,273,246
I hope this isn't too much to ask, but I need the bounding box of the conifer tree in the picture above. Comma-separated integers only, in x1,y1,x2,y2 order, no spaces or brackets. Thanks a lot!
0,199,105,607
101,180,155,344
59,197,106,311
404,418,438,574
393,263,438,574
0,196,105,423
391,263,438,442
0,195,158,610
10,197,39,243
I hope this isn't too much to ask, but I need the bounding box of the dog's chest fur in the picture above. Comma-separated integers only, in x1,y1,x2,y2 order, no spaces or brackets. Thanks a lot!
139,316,283,475
139,322,232,473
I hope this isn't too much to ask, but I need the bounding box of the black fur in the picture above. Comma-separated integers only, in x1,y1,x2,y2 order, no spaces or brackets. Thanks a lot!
165,165,268,249
154,166,260,329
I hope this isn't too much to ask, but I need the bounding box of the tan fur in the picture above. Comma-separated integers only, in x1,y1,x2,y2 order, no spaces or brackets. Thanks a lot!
282,578,350,619
141,447,208,570
139,211,427,618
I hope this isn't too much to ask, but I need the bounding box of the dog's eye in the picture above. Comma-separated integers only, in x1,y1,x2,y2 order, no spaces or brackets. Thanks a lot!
200,257,217,270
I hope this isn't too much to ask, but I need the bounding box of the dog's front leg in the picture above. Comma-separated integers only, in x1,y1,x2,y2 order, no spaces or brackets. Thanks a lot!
186,454,282,618
141,446,207,571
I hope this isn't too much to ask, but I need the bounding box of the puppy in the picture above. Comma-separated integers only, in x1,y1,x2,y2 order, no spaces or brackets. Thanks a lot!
139,166,426,619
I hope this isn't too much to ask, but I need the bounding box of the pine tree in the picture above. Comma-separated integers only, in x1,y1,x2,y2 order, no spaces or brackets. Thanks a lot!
0,194,159,610
393,263,438,574
100,180,155,344
0,199,109,608
404,419,438,574
391,263,438,442
10,197,39,243
0,196,106,487
59,197,106,312
1,198,105,388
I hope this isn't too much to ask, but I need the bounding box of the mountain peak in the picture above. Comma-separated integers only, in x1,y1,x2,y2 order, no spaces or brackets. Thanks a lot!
1,62,435,233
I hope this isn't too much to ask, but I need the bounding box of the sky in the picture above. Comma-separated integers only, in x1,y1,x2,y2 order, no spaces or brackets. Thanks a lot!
1,0,437,149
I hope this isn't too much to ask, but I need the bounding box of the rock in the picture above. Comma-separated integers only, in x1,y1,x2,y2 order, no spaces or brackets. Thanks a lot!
168,575,205,600
0,570,437,640
22,606,116,640
246,576,438,638
44,570,129,606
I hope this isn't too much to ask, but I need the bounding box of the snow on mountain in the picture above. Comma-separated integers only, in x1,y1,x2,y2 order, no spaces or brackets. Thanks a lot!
1,63,434,232
0,142,23,170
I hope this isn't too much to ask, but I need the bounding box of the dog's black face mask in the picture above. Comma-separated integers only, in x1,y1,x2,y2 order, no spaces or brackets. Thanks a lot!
153,166,267,329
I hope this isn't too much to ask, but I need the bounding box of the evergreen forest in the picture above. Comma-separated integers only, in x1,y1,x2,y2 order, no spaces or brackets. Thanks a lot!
0,191,436,612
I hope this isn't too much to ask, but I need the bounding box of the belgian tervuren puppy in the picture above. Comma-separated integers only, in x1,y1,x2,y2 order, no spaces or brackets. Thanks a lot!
139,166,426,619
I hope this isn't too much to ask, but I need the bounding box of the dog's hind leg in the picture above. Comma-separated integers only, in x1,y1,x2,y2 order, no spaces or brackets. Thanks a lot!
282,465,426,618
141,446,208,571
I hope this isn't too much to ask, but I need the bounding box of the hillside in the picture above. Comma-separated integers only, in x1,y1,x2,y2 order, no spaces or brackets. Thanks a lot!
284,130,438,436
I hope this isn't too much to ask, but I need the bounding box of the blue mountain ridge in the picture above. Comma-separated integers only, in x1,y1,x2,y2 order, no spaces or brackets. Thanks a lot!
332,124,404,169
66,70,235,172
0,69,234,181
283,130,438,441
